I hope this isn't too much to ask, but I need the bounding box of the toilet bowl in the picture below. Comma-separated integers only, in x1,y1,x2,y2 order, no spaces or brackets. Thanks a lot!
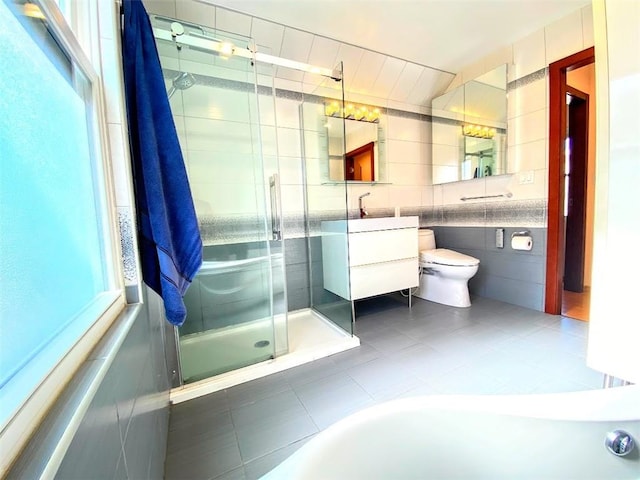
415,229,479,308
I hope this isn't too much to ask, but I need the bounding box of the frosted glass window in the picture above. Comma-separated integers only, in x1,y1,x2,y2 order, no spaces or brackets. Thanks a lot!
0,2,119,427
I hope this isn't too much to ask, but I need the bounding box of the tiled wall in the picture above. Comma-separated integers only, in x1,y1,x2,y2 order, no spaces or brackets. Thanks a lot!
431,227,547,311
54,290,170,479
145,0,595,313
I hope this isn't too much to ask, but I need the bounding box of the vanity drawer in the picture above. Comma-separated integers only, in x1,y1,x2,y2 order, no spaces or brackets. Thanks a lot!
348,228,418,267
350,258,419,300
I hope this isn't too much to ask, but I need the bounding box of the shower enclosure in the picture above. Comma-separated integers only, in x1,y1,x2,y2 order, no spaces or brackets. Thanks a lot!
151,16,353,387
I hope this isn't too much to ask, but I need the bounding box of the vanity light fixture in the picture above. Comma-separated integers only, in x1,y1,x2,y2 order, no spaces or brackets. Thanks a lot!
325,101,380,123
462,124,496,139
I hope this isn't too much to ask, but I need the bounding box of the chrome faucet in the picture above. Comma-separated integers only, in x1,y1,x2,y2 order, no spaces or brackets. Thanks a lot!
358,192,371,218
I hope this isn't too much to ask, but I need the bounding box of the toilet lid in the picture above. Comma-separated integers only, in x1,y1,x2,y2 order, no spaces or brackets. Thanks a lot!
420,248,479,267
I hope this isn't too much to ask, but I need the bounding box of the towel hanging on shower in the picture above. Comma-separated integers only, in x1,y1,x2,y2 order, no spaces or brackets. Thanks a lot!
122,0,202,326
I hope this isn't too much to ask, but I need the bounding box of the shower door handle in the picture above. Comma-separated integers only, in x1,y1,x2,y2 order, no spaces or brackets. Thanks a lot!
269,174,282,241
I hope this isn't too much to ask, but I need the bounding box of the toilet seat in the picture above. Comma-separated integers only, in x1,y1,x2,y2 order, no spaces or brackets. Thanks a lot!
420,248,479,267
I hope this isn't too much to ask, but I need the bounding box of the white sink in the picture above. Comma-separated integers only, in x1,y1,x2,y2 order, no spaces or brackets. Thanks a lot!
321,216,419,233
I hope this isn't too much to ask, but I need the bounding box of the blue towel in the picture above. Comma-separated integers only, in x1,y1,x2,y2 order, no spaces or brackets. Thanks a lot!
122,0,202,326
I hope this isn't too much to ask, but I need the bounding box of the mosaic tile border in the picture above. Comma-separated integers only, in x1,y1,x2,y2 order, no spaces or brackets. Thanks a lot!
507,67,548,92
117,207,138,285
197,198,546,245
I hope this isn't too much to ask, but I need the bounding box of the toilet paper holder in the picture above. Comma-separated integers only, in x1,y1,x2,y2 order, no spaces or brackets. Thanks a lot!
511,230,533,251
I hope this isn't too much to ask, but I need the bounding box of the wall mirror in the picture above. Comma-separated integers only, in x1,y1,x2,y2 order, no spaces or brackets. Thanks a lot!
323,115,385,183
431,64,508,184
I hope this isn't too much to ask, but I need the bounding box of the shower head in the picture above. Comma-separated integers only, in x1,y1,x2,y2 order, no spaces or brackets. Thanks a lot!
167,72,196,99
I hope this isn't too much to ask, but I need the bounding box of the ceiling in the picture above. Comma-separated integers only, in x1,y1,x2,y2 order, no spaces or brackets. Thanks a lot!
205,0,590,74
158,0,589,109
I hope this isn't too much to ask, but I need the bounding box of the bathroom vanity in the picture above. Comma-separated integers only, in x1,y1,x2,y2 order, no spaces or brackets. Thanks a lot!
321,216,419,303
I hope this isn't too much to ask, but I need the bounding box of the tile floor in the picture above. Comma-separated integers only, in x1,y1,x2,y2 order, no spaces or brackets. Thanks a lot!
164,294,603,480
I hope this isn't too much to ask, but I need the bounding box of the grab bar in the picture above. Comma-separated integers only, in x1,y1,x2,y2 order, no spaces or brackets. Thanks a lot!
460,192,512,201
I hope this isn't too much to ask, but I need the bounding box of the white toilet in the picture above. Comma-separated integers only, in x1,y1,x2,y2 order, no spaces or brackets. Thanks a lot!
415,229,479,308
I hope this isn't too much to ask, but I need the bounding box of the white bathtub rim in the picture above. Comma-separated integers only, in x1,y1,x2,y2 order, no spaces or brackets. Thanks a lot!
263,385,640,478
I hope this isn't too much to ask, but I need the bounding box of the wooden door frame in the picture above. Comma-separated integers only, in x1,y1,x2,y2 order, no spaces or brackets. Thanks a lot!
545,47,595,314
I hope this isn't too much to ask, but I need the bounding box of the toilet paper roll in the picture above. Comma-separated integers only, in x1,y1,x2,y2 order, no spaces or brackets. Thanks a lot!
511,235,533,251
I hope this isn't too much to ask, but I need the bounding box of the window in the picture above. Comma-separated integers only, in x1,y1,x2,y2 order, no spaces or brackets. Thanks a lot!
0,0,125,458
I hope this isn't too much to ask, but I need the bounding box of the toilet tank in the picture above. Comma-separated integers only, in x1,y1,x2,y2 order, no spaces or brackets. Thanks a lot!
418,229,436,251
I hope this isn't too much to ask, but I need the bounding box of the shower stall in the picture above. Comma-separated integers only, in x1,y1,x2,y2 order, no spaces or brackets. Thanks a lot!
151,16,356,392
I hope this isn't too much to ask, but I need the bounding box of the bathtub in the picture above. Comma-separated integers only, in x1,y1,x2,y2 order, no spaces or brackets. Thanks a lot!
262,385,640,479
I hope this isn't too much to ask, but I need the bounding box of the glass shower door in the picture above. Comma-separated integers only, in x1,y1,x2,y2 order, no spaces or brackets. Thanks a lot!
300,63,354,335
153,17,286,383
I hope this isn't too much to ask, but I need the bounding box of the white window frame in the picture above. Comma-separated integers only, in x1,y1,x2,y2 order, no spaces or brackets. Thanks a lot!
0,0,127,473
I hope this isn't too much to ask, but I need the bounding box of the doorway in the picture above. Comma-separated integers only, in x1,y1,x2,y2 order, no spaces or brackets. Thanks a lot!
545,47,595,321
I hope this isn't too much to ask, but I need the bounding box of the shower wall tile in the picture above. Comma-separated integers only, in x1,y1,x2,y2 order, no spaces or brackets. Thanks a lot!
182,86,253,122
277,127,303,158
175,0,216,29
184,117,254,153
251,18,285,57
141,0,176,18
215,7,253,38
275,97,302,129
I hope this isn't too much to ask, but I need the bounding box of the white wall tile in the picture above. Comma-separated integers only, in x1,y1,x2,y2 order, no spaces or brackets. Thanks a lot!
508,108,548,147
251,18,285,57
186,150,256,185
545,9,584,65
347,184,388,211
388,162,428,186
581,5,595,48
431,144,459,168
421,186,434,207
506,168,547,200
350,50,386,93
107,123,132,208
508,139,547,173
280,27,313,64
387,139,428,165
100,39,125,125
280,184,305,213
371,57,406,100
274,98,301,129
181,86,253,122
432,166,459,185
190,181,259,216
508,77,547,119
388,186,422,208
512,29,546,80
98,0,116,40
175,0,215,29
390,63,425,103
334,43,365,89
276,127,302,158
303,36,340,84
307,185,348,212
215,8,251,37
277,156,304,186
386,115,426,142
141,0,175,17
184,117,255,153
